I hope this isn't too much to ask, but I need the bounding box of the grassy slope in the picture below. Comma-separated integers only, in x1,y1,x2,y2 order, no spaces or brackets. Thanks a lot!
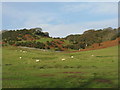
18,37,54,43
34,38,71,46
35,37,54,43
2,46,118,88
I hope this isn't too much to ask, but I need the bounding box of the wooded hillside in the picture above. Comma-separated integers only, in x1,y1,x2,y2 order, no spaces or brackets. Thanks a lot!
1,27,120,51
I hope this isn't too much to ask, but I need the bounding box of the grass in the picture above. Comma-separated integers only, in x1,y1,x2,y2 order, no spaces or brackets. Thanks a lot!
35,37,54,43
2,46,118,88
18,37,54,43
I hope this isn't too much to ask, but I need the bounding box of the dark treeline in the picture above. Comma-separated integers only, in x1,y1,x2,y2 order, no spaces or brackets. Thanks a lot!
2,28,49,42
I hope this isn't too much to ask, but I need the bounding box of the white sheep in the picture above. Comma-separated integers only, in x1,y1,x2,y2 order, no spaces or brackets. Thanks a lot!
71,56,74,58
61,58,65,61
43,50,46,51
20,50,22,52
23,51,27,53
91,55,94,56
36,59,40,62
19,57,22,59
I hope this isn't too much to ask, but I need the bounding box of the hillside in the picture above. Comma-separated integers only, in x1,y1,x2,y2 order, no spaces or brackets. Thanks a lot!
67,37,120,53
1,28,71,51
65,27,120,50
1,27,120,51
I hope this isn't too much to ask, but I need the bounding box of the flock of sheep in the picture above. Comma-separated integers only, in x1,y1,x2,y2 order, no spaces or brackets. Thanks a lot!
18,49,95,63
18,50,42,62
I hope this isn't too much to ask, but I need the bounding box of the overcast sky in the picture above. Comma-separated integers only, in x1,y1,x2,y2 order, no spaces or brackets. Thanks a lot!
2,2,118,37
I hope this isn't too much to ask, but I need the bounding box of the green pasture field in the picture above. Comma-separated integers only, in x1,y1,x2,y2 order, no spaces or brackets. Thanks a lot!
2,46,118,88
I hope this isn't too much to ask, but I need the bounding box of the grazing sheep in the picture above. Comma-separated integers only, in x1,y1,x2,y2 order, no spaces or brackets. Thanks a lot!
36,59,40,62
19,57,22,59
61,58,65,61
23,51,27,53
91,55,94,56
20,50,22,52
71,56,74,58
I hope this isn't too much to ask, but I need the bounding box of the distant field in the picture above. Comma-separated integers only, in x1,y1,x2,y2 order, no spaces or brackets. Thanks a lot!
2,46,118,88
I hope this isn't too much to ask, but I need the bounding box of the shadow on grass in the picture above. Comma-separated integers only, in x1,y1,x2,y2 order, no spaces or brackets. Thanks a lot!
96,56,113,58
